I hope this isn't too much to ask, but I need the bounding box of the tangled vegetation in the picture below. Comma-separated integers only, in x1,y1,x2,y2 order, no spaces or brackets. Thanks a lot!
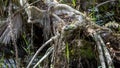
0,0,120,68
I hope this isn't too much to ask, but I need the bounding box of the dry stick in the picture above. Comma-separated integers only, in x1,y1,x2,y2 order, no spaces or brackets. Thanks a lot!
98,35,114,68
92,31,114,68
19,0,41,23
8,2,19,68
92,32,106,68
26,35,59,68
10,0,40,19
95,0,116,8
33,46,54,68
52,13,65,23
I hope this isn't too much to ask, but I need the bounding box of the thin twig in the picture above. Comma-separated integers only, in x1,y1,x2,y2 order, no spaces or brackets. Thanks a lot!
92,32,106,68
95,0,116,8
26,35,59,68
33,46,54,68
10,0,41,19
52,13,65,23
92,31,114,68
8,1,19,68
30,19,34,50
98,35,114,68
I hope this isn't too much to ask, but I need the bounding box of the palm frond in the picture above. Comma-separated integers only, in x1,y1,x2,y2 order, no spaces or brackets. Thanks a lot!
0,13,23,44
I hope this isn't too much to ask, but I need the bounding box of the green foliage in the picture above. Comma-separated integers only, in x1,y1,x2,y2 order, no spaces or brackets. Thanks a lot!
0,0,119,67
65,42,70,63
72,0,76,7
23,33,29,47
80,40,95,59
22,32,32,55
80,46,95,59
0,54,4,67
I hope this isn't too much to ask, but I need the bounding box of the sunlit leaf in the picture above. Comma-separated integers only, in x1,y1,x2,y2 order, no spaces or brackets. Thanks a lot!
72,0,76,7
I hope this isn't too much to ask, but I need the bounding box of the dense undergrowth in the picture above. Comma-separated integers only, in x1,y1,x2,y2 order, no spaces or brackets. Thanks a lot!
0,0,120,68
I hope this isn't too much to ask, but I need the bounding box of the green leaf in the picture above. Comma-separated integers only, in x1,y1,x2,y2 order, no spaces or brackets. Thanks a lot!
72,0,76,7
66,42,69,63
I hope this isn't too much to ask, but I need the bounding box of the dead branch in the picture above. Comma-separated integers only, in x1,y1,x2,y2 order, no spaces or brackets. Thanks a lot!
98,34,114,67
8,2,19,68
92,32,106,68
33,46,54,68
95,0,116,8
19,0,31,23
26,35,59,68
19,0,116,67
